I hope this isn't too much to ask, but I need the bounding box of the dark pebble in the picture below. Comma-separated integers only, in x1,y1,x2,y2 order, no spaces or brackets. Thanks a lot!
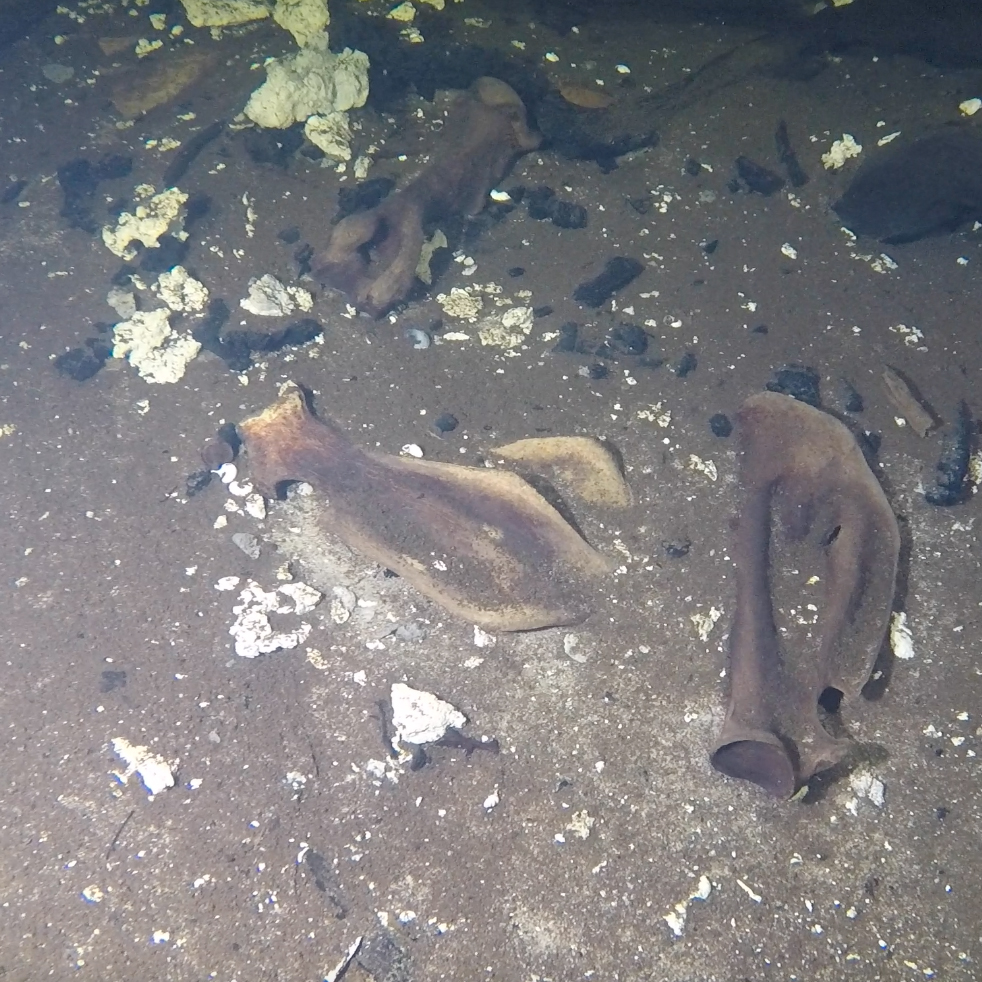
752,324,769,334
580,364,608,380
766,365,821,407
839,378,864,413
278,226,301,244
186,469,212,496
663,539,691,559
685,158,701,176
606,323,648,356
1,178,28,204
552,321,578,353
675,351,698,377
54,338,111,381
533,305,554,318
709,413,732,437
507,266,525,278
700,239,719,254
573,256,644,307
100,669,127,693
924,402,972,506
431,412,459,437
736,156,784,195
201,436,235,469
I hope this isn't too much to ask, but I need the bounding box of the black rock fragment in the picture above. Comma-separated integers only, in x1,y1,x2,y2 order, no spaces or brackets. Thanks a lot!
663,538,691,558
709,413,732,437
186,469,212,496
606,323,648,356
766,365,821,407
700,238,719,254
684,157,702,176
573,256,643,307
674,351,697,377
924,402,972,506
221,317,323,360
431,411,458,437
99,669,127,693
192,298,247,371
752,323,769,335
775,120,808,188
580,363,608,380
533,304,553,318
526,186,588,229
552,321,578,353
54,337,111,381
839,378,864,413
278,226,301,244
736,155,784,196
1,178,27,204
507,266,525,277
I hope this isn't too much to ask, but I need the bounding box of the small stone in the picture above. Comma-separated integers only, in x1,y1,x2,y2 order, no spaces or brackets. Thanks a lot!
674,351,697,377
431,412,458,437
232,532,261,559
709,413,732,437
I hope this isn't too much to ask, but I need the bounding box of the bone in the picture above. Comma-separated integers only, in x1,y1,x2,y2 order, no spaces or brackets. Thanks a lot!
238,385,611,631
314,77,540,317
711,392,901,798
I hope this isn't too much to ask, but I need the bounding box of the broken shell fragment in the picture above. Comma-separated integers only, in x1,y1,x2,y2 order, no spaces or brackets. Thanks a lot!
238,385,611,631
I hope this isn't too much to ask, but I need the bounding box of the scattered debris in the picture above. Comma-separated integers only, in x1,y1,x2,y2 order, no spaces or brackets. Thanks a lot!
822,133,862,171
239,273,312,316
390,682,466,747
663,875,712,937
102,186,188,261
112,308,201,384
227,578,321,658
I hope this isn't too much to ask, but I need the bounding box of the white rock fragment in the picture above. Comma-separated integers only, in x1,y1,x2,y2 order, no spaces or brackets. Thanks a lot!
239,273,312,316
305,110,353,160
565,809,595,839
822,133,862,170
387,1,415,21
243,37,369,131
473,625,496,648
390,682,465,746
735,878,762,903
890,610,915,660
107,286,137,319
273,0,329,48
156,265,209,312
437,287,484,321
399,443,424,458
278,580,323,615
482,788,500,811
780,242,798,259
325,936,363,982
112,308,201,384
478,306,534,348
102,186,188,261
688,454,718,481
959,97,981,116
180,0,270,27
228,579,318,658
111,737,175,796
663,875,712,937
690,606,723,642
849,768,885,808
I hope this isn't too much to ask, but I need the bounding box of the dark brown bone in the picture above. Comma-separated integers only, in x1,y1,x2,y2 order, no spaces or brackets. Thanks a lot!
711,392,900,798
238,385,610,631
314,77,540,317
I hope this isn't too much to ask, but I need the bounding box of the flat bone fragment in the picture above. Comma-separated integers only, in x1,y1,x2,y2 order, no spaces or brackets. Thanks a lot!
238,385,610,631
314,77,540,317
881,366,936,437
711,392,900,798
493,436,632,508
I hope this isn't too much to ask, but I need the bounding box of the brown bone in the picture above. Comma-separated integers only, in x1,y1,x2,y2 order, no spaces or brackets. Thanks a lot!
314,77,540,317
238,385,611,631
711,392,901,798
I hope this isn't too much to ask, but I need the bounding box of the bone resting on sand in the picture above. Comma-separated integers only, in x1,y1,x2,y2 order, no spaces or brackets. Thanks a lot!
314,77,541,316
711,392,901,798
238,385,620,631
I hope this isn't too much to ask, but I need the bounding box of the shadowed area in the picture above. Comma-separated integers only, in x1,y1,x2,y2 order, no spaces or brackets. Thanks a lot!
239,385,611,631
832,130,982,243
314,77,540,317
711,392,901,798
